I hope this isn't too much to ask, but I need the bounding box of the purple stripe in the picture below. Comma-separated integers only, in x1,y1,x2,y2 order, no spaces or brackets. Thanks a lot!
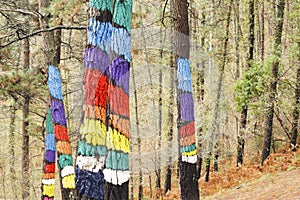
45,150,56,163
51,99,67,126
109,57,130,94
180,93,194,122
84,47,110,73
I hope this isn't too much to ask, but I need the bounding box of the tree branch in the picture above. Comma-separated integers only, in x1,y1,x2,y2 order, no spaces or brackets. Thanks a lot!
0,25,86,48
0,8,41,18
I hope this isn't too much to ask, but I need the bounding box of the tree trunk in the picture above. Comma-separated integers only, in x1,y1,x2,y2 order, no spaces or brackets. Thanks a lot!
237,0,255,166
290,42,300,148
156,68,163,197
22,37,30,200
261,0,285,165
206,0,233,182
132,63,143,200
9,101,17,200
164,52,175,195
173,0,199,199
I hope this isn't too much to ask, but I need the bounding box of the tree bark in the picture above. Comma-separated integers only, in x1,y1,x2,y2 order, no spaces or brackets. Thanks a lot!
290,42,300,148
164,52,175,195
9,100,17,200
261,0,285,165
22,37,30,200
237,0,255,166
173,0,199,199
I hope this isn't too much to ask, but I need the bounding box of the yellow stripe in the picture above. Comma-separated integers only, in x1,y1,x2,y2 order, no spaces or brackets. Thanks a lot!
42,184,54,197
182,149,197,157
106,127,130,153
80,118,107,146
80,118,129,153
62,174,75,189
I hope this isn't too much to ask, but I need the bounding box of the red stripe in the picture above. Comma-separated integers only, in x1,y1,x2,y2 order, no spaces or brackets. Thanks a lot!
179,121,195,138
44,163,55,173
109,84,129,117
94,74,109,108
54,124,69,141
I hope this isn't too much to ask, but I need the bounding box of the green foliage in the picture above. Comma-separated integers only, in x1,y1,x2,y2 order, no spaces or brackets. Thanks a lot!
0,69,47,99
48,0,86,26
234,62,269,111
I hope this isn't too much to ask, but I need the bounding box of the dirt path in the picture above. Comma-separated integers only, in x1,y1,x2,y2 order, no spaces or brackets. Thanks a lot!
203,169,300,200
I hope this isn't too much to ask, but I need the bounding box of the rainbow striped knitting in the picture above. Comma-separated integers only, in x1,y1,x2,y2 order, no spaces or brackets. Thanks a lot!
75,1,112,199
48,65,75,190
75,0,132,199
177,58,197,164
41,109,56,200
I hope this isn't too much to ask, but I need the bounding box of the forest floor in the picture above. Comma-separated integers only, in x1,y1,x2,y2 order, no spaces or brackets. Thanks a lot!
163,149,300,200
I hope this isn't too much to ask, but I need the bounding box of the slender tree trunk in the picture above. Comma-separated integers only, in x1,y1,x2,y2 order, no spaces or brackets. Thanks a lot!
237,0,255,166
205,0,215,179
206,0,233,182
261,2,265,62
132,64,143,200
156,68,163,197
22,36,30,200
9,101,17,200
261,0,285,165
290,42,300,148
164,52,175,195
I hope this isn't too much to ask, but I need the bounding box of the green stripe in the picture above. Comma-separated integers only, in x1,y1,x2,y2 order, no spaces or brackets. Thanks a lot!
180,143,196,153
90,0,113,13
113,0,132,32
105,150,129,170
78,141,107,156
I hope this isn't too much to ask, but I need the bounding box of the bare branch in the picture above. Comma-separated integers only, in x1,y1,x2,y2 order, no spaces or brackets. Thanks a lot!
0,8,41,18
0,25,86,48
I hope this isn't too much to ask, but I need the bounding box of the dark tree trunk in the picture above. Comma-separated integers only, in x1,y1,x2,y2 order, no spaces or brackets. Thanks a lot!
261,0,285,165
213,143,219,172
22,37,30,200
290,43,300,148
205,156,210,182
173,0,199,199
237,0,255,166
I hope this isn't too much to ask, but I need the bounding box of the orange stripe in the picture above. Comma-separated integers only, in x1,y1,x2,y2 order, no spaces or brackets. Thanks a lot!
180,135,196,146
42,173,55,179
56,141,72,154
54,124,69,141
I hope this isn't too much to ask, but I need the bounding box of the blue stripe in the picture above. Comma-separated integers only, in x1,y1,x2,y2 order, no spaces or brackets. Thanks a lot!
177,58,193,93
48,65,63,100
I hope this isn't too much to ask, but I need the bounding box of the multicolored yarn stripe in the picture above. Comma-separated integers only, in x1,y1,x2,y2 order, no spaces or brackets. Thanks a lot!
177,58,197,164
104,1,132,199
75,1,132,199
41,109,56,200
48,65,75,190
75,1,112,199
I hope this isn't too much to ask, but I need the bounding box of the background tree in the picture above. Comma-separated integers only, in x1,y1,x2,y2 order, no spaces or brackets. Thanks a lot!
261,0,286,165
